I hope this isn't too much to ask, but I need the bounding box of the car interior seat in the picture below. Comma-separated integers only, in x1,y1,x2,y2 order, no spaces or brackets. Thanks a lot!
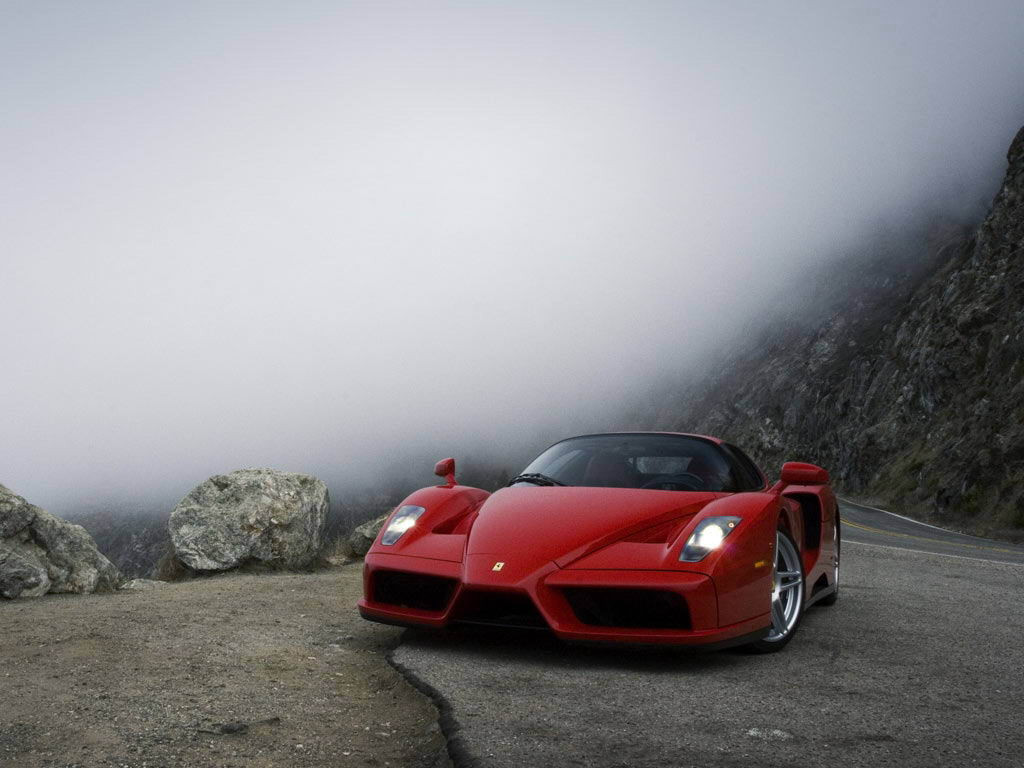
582,453,639,488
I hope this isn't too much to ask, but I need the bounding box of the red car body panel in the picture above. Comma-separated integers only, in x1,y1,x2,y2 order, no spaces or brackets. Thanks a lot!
358,433,839,647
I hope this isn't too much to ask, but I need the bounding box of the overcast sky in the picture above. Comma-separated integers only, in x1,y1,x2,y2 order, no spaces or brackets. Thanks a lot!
3,1,1023,510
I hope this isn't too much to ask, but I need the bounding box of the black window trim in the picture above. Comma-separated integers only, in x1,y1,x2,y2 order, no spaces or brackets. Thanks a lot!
720,442,768,491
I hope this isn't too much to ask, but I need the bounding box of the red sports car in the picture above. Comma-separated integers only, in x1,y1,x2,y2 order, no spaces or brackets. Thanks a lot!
358,432,839,652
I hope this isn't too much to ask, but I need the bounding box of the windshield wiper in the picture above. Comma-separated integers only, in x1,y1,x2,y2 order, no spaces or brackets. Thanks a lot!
509,473,566,487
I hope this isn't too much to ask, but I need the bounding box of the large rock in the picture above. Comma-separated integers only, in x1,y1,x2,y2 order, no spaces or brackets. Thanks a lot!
0,484,122,599
168,469,329,571
348,514,390,557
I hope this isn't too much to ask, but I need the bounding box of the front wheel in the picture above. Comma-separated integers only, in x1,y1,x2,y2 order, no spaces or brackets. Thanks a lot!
745,527,805,653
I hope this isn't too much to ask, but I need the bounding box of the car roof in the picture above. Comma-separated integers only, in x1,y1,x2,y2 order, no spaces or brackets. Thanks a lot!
560,431,724,445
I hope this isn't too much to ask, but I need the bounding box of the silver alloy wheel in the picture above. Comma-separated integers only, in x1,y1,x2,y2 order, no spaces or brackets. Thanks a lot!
765,530,803,642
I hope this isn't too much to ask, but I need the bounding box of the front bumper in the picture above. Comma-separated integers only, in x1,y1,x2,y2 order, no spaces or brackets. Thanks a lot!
358,552,770,647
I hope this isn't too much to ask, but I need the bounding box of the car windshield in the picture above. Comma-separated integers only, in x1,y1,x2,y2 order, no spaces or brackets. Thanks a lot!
515,434,749,492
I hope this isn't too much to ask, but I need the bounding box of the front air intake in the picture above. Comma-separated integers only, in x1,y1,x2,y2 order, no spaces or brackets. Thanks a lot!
372,570,457,612
562,587,691,629
451,590,549,629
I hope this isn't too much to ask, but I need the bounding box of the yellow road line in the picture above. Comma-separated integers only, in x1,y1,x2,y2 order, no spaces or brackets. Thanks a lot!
845,540,1024,567
843,518,1023,555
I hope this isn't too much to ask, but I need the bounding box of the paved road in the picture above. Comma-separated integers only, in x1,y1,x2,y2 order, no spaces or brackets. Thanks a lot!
839,497,1024,565
393,500,1024,767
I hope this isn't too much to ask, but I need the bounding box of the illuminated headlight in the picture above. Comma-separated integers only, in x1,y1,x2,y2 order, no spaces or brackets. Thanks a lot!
679,516,741,562
380,505,426,546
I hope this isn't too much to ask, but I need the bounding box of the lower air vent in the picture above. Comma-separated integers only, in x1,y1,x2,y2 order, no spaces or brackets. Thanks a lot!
562,587,691,629
373,570,456,612
452,590,548,629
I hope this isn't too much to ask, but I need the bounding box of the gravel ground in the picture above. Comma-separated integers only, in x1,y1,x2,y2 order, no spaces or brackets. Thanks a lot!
1,564,447,768
394,543,1024,768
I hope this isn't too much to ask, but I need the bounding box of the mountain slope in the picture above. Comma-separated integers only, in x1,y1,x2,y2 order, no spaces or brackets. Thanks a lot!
649,126,1024,539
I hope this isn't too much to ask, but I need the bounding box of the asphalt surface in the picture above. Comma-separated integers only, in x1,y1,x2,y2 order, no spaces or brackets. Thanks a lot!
839,497,1024,565
392,500,1024,767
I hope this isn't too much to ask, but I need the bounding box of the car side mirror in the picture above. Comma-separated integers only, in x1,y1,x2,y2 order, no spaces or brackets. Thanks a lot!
434,457,456,486
780,461,829,486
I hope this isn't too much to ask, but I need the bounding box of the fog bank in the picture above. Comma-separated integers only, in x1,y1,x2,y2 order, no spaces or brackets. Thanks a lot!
3,1,1023,510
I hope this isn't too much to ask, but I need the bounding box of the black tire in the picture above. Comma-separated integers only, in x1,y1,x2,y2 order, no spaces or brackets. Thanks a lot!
819,512,840,606
745,527,805,654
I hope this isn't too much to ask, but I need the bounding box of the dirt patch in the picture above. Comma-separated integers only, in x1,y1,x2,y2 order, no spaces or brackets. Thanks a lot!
0,564,447,768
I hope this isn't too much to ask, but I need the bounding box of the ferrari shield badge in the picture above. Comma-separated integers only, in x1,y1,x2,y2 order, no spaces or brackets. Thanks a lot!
492,562,505,571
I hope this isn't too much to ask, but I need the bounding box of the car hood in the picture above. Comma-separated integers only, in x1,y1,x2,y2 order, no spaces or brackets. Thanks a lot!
467,486,720,569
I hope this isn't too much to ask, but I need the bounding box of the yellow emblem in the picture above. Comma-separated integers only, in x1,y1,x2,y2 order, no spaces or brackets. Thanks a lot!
492,562,505,571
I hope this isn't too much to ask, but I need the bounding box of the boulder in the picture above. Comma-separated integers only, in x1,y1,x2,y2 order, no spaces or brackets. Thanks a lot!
0,484,122,599
0,543,50,599
168,469,328,572
348,514,390,557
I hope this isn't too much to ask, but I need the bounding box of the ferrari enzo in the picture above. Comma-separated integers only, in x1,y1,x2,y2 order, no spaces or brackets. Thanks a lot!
358,432,839,652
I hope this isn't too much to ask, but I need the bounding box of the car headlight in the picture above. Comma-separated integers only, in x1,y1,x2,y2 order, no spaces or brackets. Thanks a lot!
679,516,741,562
380,505,426,545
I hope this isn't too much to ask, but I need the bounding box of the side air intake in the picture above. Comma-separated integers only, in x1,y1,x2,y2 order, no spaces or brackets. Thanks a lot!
372,570,457,612
562,587,691,629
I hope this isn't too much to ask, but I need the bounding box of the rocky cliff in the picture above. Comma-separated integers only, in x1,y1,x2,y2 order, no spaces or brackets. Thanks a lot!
63,507,171,579
646,125,1024,539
